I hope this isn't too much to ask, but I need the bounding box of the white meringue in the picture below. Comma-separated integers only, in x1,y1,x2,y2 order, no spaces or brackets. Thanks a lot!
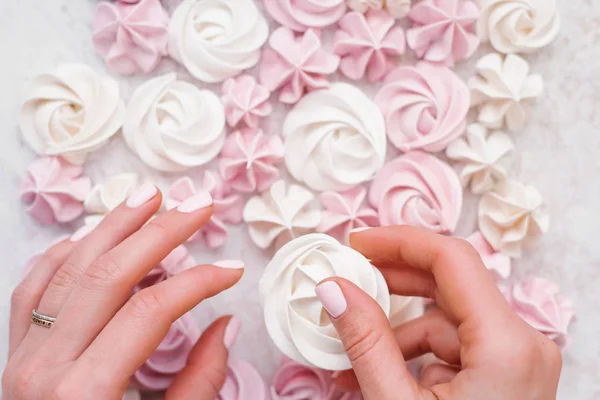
168,0,269,83
446,123,514,194
283,83,386,191
260,233,390,370
478,0,560,54
84,173,139,215
389,295,424,328
244,180,320,250
123,73,225,172
19,63,125,165
478,180,550,258
347,0,411,18
470,53,543,132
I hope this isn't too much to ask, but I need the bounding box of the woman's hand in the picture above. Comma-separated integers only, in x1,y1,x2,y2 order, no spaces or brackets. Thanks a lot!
316,226,562,400
3,185,243,400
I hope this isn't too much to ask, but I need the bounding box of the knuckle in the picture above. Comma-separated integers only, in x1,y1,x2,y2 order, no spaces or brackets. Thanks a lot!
10,282,32,311
343,325,383,363
6,363,39,399
50,261,82,290
196,366,227,398
81,255,123,290
127,291,165,320
146,219,171,239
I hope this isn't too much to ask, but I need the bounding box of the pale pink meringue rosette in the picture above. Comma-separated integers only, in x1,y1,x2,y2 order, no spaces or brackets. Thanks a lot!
166,172,244,249
134,313,200,391
219,128,284,193
92,0,169,75
503,278,575,349
135,245,196,292
318,187,379,244
263,0,347,32
375,62,469,152
259,27,340,104
466,231,511,280
369,151,462,233
218,359,269,400
333,10,405,82
20,157,92,225
406,0,479,66
222,75,273,129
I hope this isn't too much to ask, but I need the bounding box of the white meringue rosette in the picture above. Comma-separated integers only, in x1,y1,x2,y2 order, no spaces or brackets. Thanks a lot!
168,0,269,83
283,83,386,191
470,53,543,132
260,234,390,370
84,173,139,216
123,73,225,172
478,0,560,54
243,180,320,250
348,0,411,18
19,63,125,165
446,123,514,194
478,180,550,258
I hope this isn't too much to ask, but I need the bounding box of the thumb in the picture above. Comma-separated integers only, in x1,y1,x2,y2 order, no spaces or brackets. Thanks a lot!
315,278,429,400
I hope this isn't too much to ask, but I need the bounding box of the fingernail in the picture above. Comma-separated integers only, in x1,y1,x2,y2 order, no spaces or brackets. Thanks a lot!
176,190,213,213
224,316,241,349
213,259,245,269
126,184,158,208
70,224,95,242
316,281,347,318
350,227,371,234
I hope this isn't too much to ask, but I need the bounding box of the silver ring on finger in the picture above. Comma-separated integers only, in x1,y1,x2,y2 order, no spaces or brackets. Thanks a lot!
30,309,56,328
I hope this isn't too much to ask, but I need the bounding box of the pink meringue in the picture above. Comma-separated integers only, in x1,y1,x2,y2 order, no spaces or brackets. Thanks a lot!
20,157,91,225
222,75,273,129
218,359,268,400
92,0,169,75
406,0,479,66
466,231,511,280
375,63,469,152
333,10,405,82
259,28,340,104
166,172,244,248
135,245,196,291
317,187,379,244
219,128,284,193
369,151,462,233
134,313,200,391
263,0,346,32
504,278,575,348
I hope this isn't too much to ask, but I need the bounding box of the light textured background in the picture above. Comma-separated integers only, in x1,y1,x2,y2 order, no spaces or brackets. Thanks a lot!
0,0,599,399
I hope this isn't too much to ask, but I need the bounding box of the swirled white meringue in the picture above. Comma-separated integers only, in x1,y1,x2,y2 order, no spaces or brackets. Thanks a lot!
123,73,225,172
478,0,560,54
283,83,386,191
168,0,269,83
84,173,139,215
19,63,125,165
260,233,390,370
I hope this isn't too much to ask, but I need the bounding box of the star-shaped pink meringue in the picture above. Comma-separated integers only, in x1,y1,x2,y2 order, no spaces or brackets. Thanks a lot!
317,187,379,244
166,172,244,248
406,0,479,66
219,128,284,193
333,10,406,82
259,27,340,104
222,75,273,129
92,0,169,75
20,157,91,225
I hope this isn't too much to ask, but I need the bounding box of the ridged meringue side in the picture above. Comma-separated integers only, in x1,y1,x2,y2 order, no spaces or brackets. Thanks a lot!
218,360,269,400
263,0,346,32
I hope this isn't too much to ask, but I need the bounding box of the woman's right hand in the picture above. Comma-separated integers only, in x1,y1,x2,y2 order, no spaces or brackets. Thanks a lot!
316,226,562,400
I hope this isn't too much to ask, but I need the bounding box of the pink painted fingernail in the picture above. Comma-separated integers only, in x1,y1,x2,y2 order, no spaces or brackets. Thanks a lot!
214,259,244,269
126,184,158,208
70,224,95,242
316,281,347,318
350,227,371,234
176,190,213,213
224,316,241,349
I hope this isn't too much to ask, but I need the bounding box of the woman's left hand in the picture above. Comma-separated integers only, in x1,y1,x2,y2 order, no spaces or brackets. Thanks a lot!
3,185,244,400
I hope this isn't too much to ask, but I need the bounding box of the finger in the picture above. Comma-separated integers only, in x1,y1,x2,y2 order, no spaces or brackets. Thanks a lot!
75,264,243,387
315,278,434,400
378,267,437,299
166,316,241,400
350,226,511,324
49,191,215,359
333,370,360,392
420,364,460,389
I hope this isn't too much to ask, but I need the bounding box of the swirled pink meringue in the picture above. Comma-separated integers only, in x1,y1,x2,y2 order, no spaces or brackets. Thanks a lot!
92,0,169,75
407,0,479,66
222,75,273,129
219,128,284,193
503,278,575,349
466,231,511,280
369,151,462,233
135,245,196,291
166,172,244,248
375,63,469,152
333,10,405,82
263,0,346,32
134,313,200,391
259,27,340,104
20,157,91,225
218,359,268,400
318,187,379,244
